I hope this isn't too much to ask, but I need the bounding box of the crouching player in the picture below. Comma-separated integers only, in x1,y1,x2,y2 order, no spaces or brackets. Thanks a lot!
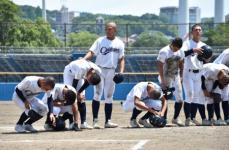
122,82,167,128
201,63,229,125
13,76,55,133
43,83,80,131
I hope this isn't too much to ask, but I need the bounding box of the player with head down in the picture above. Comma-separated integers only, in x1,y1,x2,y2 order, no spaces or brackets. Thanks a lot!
201,63,229,125
13,76,55,133
157,37,184,126
64,59,101,129
122,82,167,128
42,83,81,131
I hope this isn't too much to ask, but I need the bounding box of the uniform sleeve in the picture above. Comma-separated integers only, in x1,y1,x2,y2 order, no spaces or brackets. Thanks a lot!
17,78,30,91
157,50,167,63
89,39,99,56
132,86,143,99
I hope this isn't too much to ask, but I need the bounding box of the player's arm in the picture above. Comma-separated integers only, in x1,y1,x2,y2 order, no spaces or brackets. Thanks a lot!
77,79,90,102
157,60,166,88
47,95,56,125
160,96,167,117
184,48,203,57
201,75,211,97
72,102,79,123
134,96,158,115
84,51,94,60
118,56,125,73
15,80,30,109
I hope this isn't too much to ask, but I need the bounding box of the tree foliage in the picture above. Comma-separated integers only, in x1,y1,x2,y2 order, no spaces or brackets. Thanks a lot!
67,31,98,47
132,31,169,47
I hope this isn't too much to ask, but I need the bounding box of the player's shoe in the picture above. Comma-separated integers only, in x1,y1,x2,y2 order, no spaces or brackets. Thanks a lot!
191,118,201,126
15,124,26,133
185,118,195,126
225,119,229,125
104,120,118,128
44,123,53,131
214,119,227,126
69,122,81,131
93,119,101,129
130,119,140,128
171,118,184,126
23,124,38,132
138,119,154,128
80,122,93,129
202,119,212,126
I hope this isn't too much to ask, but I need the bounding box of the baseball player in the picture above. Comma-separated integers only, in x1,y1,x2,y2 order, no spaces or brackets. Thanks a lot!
63,58,101,129
122,82,167,128
42,83,80,130
84,22,125,128
201,63,229,125
213,48,229,67
157,37,184,126
181,24,212,126
12,76,55,133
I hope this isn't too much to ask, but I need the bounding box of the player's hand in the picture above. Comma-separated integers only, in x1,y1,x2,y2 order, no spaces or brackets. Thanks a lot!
193,48,203,55
49,113,56,126
77,93,85,102
24,100,30,109
203,90,211,97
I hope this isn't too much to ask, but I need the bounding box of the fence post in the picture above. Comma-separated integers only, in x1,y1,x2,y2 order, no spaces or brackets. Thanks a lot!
126,24,129,48
64,23,67,49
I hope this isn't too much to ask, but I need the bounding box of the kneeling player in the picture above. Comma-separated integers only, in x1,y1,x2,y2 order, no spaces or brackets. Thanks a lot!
43,83,80,131
13,76,55,133
122,82,167,128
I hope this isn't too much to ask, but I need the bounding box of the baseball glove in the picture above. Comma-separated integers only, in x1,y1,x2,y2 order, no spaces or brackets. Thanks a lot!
149,114,166,127
113,73,124,84
210,92,222,103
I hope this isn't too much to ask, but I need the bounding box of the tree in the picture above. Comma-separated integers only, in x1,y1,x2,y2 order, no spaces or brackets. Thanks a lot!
67,31,98,47
132,31,169,47
205,24,229,46
0,0,21,45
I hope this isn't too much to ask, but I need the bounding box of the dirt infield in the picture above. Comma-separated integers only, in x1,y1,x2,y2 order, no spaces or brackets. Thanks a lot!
0,101,229,150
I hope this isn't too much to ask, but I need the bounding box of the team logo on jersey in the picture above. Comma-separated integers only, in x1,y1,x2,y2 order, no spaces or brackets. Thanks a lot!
100,47,120,55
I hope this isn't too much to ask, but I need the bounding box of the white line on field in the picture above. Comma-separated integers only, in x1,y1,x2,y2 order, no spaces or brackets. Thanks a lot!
131,140,149,150
0,139,149,143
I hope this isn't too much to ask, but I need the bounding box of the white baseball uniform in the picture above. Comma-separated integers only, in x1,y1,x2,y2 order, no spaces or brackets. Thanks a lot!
181,39,206,104
63,59,101,94
89,36,125,103
202,63,229,104
157,45,184,102
213,48,229,67
42,83,77,116
12,76,50,116
122,82,163,112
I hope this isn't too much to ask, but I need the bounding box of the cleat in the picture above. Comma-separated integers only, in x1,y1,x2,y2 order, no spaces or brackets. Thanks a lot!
69,122,81,131
192,118,201,126
104,120,118,128
23,124,38,132
138,119,154,128
214,119,227,126
172,118,184,126
93,119,101,129
202,119,212,126
15,124,26,133
130,119,140,128
185,118,195,126
80,122,92,130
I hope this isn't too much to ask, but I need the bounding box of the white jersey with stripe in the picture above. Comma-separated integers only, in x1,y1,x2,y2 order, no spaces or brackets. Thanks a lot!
89,36,125,69
181,39,206,70
16,76,51,99
67,59,101,80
